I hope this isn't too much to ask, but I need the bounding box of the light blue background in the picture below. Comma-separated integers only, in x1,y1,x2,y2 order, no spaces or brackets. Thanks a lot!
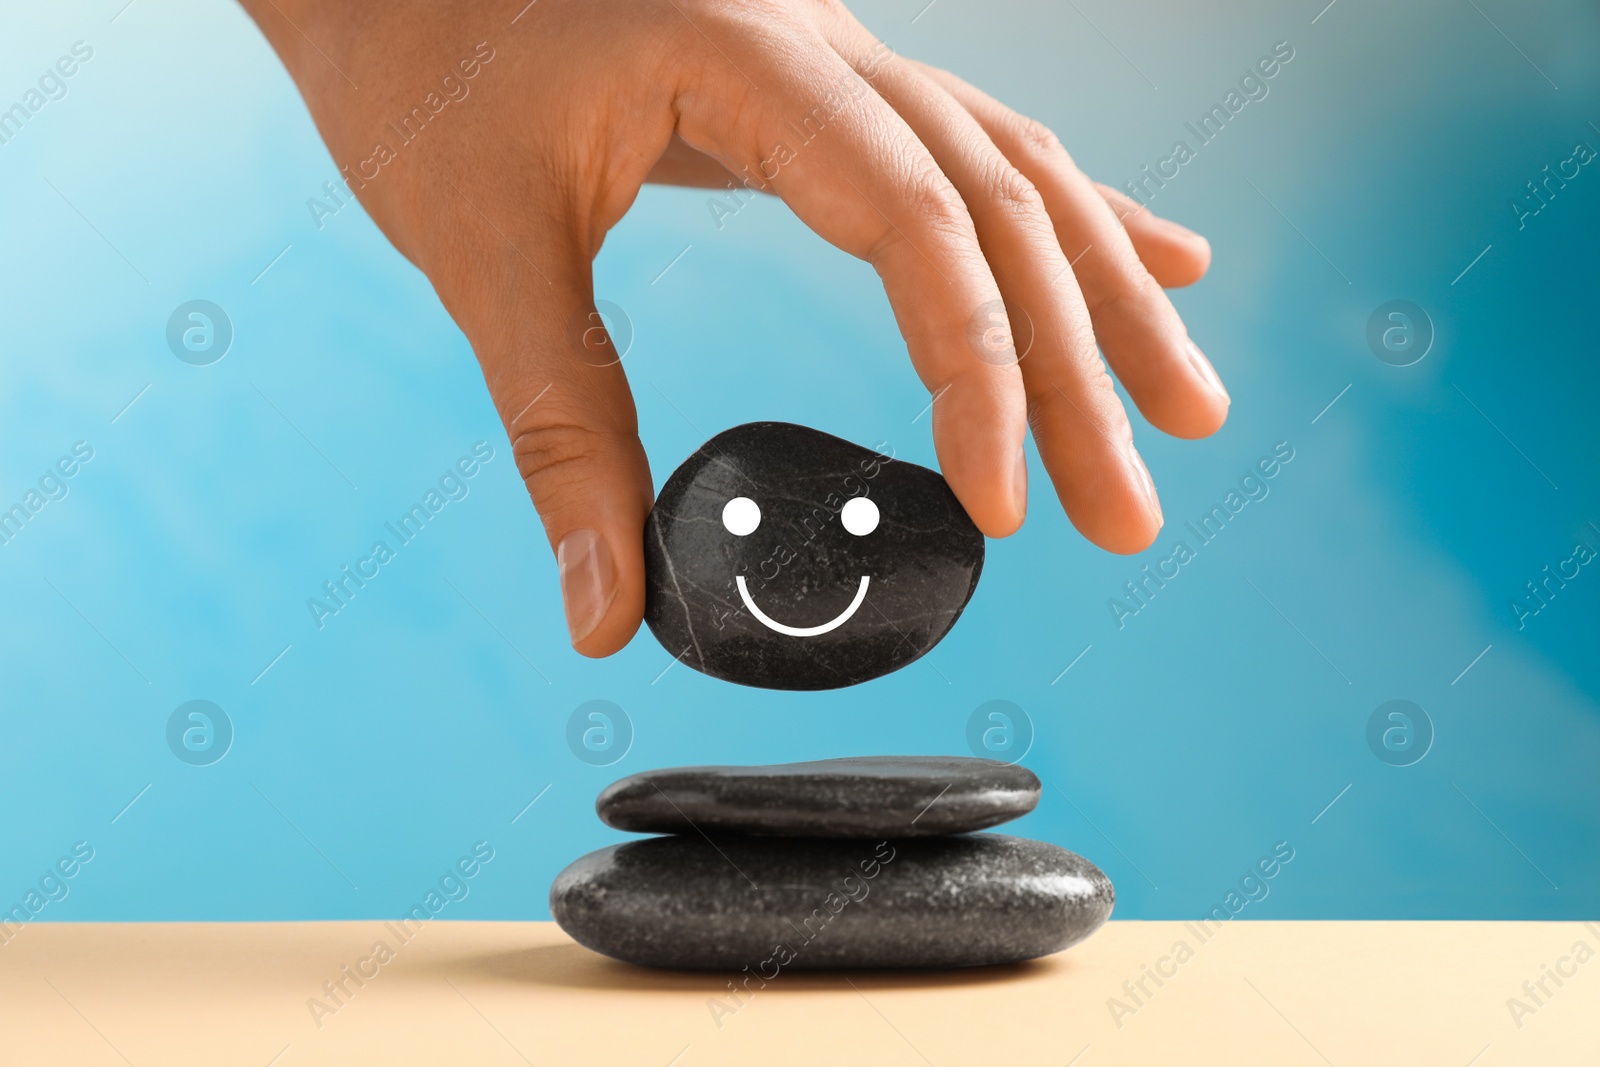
1,0,1596,925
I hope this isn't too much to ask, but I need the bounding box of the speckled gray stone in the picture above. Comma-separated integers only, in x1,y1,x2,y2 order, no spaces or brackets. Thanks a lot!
550,833,1114,970
642,422,984,691
597,756,1040,838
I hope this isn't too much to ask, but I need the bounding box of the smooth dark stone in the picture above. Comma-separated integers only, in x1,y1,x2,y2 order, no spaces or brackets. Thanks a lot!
643,422,983,690
597,756,1040,837
550,833,1113,970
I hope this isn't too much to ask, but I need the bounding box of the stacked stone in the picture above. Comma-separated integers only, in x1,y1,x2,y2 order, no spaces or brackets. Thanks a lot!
550,756,1115,970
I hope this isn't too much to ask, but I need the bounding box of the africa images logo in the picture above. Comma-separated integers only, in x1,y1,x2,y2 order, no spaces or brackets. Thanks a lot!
305,443,495,630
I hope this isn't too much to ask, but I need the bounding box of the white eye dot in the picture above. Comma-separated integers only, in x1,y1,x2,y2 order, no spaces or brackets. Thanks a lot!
722,496,761,536
841,496,880,536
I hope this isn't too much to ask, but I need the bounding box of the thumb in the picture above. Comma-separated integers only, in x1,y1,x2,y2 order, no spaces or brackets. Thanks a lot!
461,244,654,658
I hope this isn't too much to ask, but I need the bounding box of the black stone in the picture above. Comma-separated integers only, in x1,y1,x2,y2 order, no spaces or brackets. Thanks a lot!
643,422,983,690
550,833,1113,970
597,756,1040,837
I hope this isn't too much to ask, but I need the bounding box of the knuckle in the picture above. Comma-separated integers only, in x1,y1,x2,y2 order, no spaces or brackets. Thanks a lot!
1036,363,1123,436
1080,363,1123,409
909,170,971,233
1084,262,1164,320
870,165,973,262
984,162,1045,221
1008,114,1067,162
511,418,605,499
1065,318,1104,371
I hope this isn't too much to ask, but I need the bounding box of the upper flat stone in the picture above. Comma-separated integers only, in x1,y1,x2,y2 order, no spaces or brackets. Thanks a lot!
597,756,1040,837
642,422,984,691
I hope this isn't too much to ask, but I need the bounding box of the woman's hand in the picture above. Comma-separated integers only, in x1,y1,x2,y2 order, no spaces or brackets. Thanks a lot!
239,0,1227,656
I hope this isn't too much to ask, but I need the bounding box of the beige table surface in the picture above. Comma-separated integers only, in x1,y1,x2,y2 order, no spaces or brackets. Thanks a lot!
1,920,1594,1065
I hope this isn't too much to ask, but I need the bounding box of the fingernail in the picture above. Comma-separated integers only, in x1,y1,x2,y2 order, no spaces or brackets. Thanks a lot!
1012,446,1029,518
1126,443,1162,526
557,529,616,645
1186,340,1230,403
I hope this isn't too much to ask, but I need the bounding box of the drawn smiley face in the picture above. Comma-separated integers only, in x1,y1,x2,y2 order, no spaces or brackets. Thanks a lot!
643,422,984,691
722,493,880,637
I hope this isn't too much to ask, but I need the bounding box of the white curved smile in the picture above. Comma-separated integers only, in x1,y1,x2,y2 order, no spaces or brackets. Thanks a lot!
735,575,871,637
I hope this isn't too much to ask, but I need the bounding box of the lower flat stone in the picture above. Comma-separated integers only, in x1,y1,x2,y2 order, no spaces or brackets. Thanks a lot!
550,833,1113,970
596,756,1041,837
